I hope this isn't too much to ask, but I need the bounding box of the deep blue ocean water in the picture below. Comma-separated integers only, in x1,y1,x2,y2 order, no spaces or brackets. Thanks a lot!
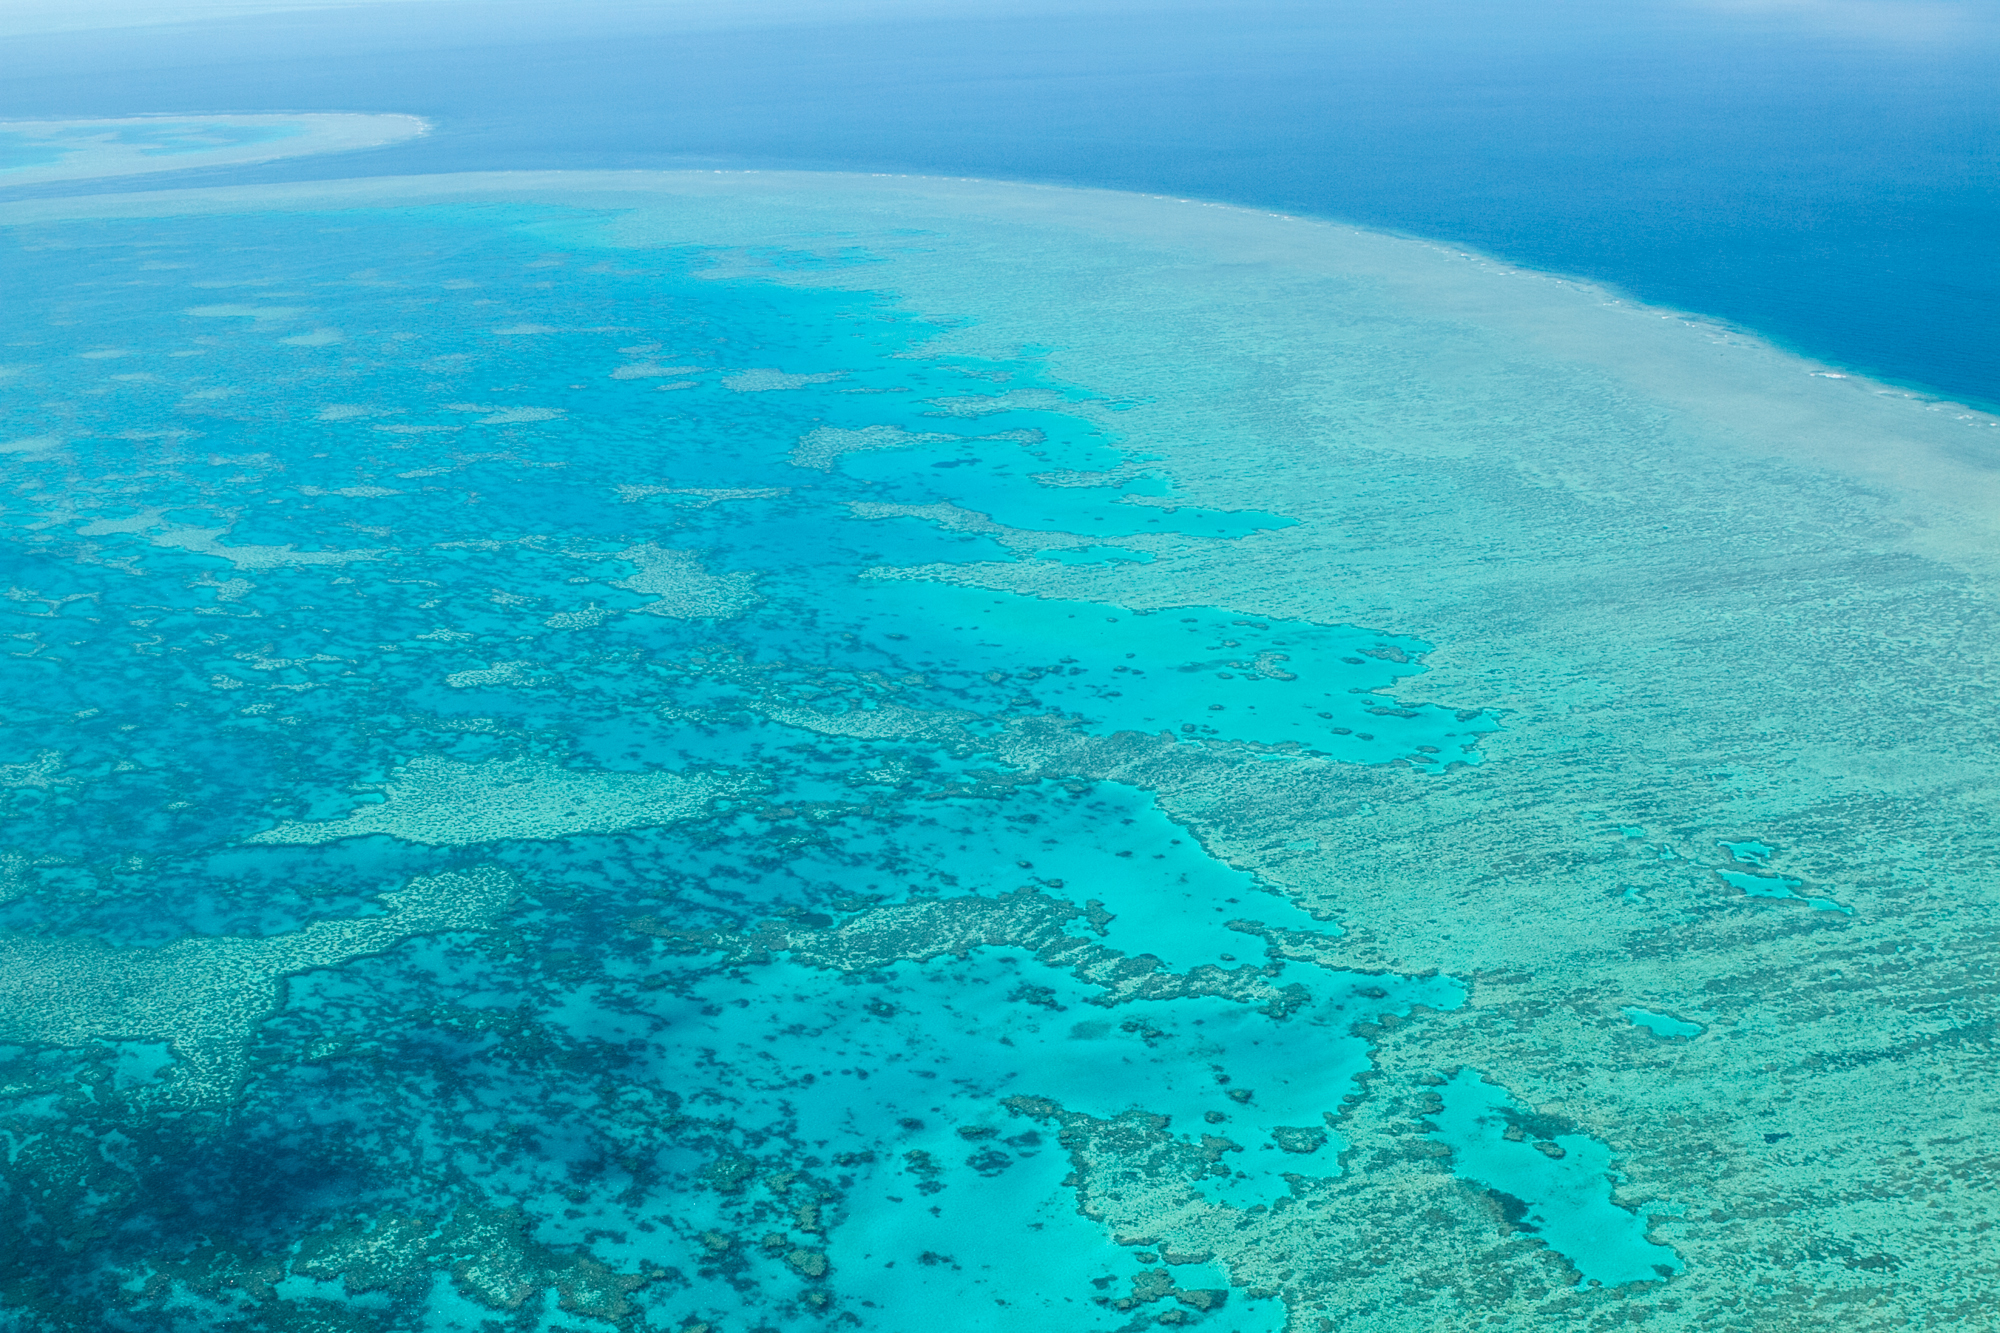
3,0,1995,409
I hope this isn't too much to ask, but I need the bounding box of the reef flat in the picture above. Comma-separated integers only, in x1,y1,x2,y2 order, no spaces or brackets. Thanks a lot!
0,114,428,188
0,171,1995,1331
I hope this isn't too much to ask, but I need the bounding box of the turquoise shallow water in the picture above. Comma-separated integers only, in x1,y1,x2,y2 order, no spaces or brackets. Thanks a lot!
1428,1071,1683,1290
0,117,333,183
0,132,68,172
4,170,1997,1331
0,200,1495,1329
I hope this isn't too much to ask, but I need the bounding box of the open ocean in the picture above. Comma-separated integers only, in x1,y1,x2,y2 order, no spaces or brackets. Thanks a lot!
3,0,1997,409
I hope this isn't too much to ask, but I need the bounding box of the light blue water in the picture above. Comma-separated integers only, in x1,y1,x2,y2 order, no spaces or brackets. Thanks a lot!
0,132,67,172
107,120,305,156
0,201,1485,1327
1717,871,1850,914
3,1,1994,407
1429,1071,1683,1290
1719,840,1773,868
0,120,304,174
1621,1009,1702,1041
2,3,1987,1322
